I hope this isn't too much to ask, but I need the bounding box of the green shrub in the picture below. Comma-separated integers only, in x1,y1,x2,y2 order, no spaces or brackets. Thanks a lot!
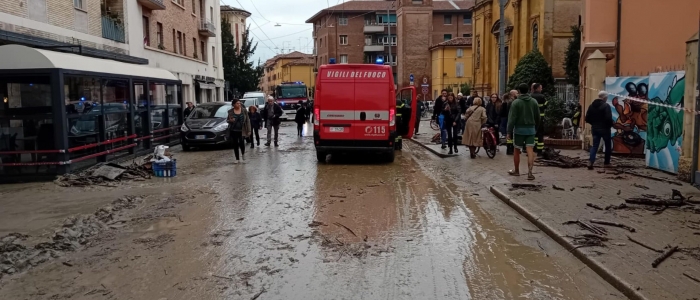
507,50,556,97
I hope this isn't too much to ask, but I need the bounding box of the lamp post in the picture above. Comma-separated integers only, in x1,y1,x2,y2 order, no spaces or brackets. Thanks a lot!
498,0,507,94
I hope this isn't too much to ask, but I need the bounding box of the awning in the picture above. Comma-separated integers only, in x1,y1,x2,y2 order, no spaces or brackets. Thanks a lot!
197,82,216,89
0,44,178,81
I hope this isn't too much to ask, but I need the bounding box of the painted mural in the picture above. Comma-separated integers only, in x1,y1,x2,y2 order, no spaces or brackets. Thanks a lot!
645,71,686,173
604,77,649,155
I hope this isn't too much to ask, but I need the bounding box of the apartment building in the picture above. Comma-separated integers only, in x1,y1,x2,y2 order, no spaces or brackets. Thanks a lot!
262,51,314,95
129,0,225,103
221,5,251,53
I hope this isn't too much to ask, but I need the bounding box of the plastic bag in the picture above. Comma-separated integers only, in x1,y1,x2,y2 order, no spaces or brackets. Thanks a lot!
151,145,171,162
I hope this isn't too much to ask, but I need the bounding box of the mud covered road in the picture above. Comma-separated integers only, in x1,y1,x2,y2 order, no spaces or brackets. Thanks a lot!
0,124,623,300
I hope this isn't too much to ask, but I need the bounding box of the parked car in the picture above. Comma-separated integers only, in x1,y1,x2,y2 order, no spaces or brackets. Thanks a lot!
179,102,232,151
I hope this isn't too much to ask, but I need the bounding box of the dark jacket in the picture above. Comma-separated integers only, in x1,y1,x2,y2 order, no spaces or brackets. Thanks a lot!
458,97,468,114
183,106,194,118
585,99,613,133
441,100,461,126
295,106,307,124
261,103,284,126
432,96,445,119
499,101,510,119
249,111,263,129
466,96,485,108
485,102,500,126
531,92,547,116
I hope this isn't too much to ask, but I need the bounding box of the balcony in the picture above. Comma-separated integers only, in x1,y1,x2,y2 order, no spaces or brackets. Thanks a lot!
364,44,385,52
199,19,216,37
364,25,385,33
312,48,317,56
137,0,166,10
101,16,125,43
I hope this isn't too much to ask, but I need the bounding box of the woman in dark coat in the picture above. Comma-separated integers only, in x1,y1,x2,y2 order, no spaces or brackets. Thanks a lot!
441,92,462,155
248,105,262,148
294,101,307,137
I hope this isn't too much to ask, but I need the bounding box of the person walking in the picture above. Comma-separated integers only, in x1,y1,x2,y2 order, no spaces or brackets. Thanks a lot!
442,92,462,155
261,96,283,147
415,99,425,135
433,89,448,148
248,105,262,148
294,101,307,137
227,100,251,164
505,90,519,155
499,92,511,138
530,83,547,155
462,97,487,158
465,90,479,107
486,93,502,129
585,91,614,170
507,83,541,180
457,93,467,135
183,102,195,119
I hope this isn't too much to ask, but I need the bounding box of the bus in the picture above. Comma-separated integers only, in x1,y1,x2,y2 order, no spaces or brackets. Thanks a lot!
275,82,308,119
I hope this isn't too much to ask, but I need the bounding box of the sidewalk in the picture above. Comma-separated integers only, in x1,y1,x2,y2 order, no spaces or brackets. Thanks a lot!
411,120,700,300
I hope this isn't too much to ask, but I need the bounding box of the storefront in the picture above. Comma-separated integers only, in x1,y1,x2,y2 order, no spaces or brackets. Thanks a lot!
0,44,182,180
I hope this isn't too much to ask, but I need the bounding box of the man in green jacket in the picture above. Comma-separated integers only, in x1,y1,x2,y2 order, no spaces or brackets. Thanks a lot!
507,83,541,180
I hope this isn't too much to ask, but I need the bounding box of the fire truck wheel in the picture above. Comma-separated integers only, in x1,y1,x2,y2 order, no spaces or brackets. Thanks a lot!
395,139,403,150
386,150,395,163
316,151,327,163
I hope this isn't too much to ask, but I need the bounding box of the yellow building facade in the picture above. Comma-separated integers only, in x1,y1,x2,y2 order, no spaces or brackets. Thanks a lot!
281,57,316,89
430,37,473,99
262,51,314,95
471,0,580,95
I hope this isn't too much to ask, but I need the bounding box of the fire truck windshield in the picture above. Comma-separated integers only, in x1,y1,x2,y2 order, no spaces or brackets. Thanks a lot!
276,86,307,99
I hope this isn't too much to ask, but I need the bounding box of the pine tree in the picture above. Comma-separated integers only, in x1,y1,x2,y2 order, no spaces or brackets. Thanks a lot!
506,49,556,97
221,19,264,97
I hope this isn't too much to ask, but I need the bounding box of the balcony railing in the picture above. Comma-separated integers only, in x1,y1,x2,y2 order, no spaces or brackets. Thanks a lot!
199,19,216,37
101,16,125,43
137,0,166,10
312,48,317,56
364,25,385,33
363,44,385,52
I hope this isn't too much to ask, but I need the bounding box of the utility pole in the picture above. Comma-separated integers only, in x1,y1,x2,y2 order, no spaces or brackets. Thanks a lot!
387,2,392,65
498,0,507,94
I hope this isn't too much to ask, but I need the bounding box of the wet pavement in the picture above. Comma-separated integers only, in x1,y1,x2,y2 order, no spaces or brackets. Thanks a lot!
0,123,624,299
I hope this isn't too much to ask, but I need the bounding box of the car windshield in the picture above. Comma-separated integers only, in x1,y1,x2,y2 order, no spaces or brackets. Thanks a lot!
277,86,307,98
189,104,231,119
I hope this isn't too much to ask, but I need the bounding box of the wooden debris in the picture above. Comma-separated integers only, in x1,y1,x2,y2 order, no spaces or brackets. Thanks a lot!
652,246,678,268
245,232,265,239
537,148,588,168
333,222,357,237
55,161,152,187
625,197,685,207
590,219,636,232
633,183,650,190
510,183,545,192
552,185,565,191
617,190,621,195
522,228,541,233
251,288,266,300
566,234,608,248
563,220,607,235
627,235,661,253
683,272,700,283
330,195,347,198
586,203,604,210
308,221,326,227
618,169,683,186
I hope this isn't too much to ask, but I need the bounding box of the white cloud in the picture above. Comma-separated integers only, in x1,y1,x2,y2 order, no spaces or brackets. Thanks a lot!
222,0,326,64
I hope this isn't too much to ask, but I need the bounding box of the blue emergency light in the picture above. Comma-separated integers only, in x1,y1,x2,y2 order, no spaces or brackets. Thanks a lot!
375,58,384,65
329,58,336,64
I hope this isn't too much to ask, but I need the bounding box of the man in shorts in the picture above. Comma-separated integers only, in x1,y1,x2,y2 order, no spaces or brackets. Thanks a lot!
506,83,541,180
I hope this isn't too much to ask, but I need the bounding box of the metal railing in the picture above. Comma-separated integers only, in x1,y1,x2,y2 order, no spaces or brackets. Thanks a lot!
199,19,216,34
101,16,125,43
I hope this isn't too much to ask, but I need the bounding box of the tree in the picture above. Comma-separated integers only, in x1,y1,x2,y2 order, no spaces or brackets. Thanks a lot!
459,82,472,96
221,19,264,96
506,49,556,97
564,26,581,91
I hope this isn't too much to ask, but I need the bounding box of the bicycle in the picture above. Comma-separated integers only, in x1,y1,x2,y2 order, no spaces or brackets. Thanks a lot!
481,125,498,159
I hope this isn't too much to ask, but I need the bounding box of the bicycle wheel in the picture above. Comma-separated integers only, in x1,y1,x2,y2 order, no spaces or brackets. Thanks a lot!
430,120,439,131
485,133,497,159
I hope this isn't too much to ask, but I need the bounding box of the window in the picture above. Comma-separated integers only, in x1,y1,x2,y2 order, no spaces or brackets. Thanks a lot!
142,16,150,46
192,0,196,12
73,0,83,9
339,55,348,64
173,0,182,5
532,23,539,50
338,17,348,26
192,38,197,58
172,29,176,52
443,34,452,41
339,35,348,45
201,41,206,61
462,33,472,38
391,36,397,45
212,46,216,66
210,7,214,23
177,31,183,54
156,23,163,47
444,15,452,25
456,62,464,77
456,48,464,58
463,12,472,24
476,36,481,68
182,33,187,55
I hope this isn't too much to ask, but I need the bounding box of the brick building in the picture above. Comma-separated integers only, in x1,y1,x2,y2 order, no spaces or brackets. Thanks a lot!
306,0,473,88
221,5,251,53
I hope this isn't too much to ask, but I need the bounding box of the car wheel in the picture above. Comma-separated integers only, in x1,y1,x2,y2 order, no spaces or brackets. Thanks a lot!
316,151,327,163
182,143,191,151
395,139,403,150
386,150,395,163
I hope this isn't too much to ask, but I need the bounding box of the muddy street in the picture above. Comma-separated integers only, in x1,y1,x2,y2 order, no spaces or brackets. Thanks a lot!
0,123,622,300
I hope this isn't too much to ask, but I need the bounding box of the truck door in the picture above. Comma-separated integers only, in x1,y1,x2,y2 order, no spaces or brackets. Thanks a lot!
395,86,417,139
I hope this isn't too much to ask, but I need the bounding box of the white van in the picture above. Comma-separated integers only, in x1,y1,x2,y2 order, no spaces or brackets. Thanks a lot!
242,91,266,109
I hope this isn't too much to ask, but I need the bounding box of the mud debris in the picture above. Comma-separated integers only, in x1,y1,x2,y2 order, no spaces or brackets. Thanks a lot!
133,234,175,249
652,246,678,268
54,161,151,187
586,203,604,210
510,183,545,192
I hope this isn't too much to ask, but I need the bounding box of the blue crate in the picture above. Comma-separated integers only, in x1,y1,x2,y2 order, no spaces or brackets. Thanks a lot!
153,159,177,177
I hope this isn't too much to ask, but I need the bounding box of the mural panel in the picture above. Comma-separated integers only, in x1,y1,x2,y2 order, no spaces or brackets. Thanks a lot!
645,71,686,173
604,77,649,155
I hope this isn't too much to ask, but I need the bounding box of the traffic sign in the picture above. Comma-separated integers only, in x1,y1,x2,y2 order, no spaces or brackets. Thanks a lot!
422,87,429,95
409,74,414,81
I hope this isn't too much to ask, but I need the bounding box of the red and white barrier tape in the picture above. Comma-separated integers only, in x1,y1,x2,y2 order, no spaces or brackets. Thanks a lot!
584,86,697,115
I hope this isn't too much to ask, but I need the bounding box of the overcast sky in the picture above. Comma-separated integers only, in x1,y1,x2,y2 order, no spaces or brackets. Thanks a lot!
222,0,325,65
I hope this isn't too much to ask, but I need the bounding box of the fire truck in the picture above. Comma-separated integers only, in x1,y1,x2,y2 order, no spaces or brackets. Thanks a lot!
274,81,309,120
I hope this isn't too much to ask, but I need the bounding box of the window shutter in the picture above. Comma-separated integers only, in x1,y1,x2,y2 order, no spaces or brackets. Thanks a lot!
456,62,464,78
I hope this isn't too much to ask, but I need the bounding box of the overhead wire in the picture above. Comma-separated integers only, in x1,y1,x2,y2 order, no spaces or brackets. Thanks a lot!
225,0,278,51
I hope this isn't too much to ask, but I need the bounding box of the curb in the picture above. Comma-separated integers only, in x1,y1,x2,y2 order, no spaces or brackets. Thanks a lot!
408,138,456,158
489,186,649,300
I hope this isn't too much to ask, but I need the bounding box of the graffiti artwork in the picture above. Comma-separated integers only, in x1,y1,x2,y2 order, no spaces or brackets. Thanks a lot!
645,71,685,173
604,77,649,154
